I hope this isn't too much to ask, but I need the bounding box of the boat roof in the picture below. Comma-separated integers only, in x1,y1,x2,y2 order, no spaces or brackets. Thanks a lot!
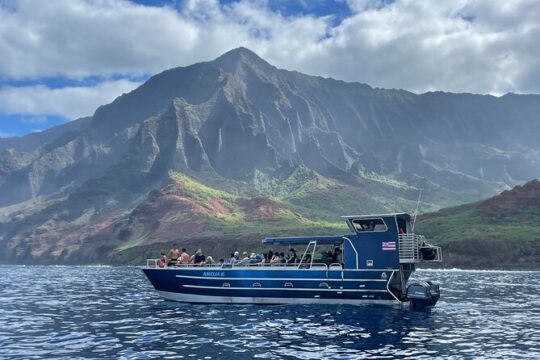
340,213,410,220
263,235,346,245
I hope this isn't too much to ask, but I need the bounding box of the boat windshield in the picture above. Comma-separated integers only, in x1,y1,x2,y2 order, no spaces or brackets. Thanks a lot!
352,218,387,232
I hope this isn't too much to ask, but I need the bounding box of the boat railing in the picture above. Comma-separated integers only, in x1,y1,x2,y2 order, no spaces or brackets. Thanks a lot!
144,260,331,270
398,234,442,263
146,258,159,268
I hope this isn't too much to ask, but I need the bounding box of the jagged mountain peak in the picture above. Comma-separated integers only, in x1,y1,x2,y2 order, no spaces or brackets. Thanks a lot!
213,47,274,73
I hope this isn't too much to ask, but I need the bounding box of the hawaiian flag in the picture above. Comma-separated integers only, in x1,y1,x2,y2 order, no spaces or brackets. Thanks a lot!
382,242,396,251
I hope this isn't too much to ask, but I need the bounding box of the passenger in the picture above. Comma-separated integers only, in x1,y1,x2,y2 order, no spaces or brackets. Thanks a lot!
218,258,225,266
322,250,332,265
280,252,286,264
157,252,168,268
332,247,339,263
179,248,190,265
399,227,405,234
299,254,311,269
228,251,240,264
267,250,274,263
336,248,343,265
270,252,281,263
239,252,250,264
193,249,206,266
367,221,375,231
287,248,297,264
168,243,180,266
249,253,258,264
206,256,215,265
238,255,250,266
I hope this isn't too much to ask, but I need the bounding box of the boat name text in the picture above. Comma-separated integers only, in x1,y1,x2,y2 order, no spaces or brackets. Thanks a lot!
203,271,226,277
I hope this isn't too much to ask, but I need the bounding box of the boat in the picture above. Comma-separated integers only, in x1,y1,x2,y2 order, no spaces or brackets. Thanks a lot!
142,213,442,308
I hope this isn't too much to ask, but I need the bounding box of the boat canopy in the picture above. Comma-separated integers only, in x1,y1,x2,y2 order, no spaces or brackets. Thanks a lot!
262,235,345,246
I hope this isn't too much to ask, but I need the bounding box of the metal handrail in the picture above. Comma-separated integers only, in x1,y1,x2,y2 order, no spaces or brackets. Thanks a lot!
398,234,442,263
144,259,330,269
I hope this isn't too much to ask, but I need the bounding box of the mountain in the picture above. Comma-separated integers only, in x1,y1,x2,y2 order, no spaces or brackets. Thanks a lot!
1,47,540,264
415,180,540,269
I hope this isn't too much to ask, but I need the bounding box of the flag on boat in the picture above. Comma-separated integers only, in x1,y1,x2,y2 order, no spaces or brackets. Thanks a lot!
382,242,396,251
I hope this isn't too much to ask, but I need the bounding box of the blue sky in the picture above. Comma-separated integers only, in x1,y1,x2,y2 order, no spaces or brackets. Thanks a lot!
0,0,538,138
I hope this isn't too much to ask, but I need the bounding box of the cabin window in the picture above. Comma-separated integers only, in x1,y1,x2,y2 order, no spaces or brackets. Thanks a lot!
352,218,388,233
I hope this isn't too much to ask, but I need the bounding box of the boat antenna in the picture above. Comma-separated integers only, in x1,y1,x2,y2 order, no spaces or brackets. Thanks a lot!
412,188,423,232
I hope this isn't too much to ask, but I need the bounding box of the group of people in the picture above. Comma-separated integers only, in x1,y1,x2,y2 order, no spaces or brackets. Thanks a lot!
226,248,298,265
156,244,343,268
156,244,214,268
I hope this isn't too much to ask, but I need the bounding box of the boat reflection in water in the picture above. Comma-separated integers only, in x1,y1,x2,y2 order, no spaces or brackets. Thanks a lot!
143,213,442,309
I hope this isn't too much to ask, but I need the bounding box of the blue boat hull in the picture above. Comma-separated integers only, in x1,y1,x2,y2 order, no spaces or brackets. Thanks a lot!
142,267,402,305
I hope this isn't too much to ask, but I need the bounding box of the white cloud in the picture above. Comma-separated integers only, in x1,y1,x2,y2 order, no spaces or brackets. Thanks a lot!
0,0,539,97
0,80,141,119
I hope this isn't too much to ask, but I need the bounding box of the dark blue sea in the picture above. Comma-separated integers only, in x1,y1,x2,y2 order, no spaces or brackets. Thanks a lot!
0,267,538,359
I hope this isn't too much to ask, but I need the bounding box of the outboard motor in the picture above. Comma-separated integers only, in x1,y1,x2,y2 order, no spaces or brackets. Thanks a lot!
407,281,440,310
420,246,438,260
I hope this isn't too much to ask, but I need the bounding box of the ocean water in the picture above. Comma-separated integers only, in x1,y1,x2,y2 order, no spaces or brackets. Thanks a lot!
0,266,538,359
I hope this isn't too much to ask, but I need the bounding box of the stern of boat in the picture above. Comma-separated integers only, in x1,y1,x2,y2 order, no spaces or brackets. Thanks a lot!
397,233,442,309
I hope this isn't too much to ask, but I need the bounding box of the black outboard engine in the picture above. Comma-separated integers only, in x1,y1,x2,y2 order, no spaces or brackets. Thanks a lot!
407,281,440,310
420,246,438,261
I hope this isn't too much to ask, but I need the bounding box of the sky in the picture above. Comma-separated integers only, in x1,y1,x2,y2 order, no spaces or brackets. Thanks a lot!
0,0,539,137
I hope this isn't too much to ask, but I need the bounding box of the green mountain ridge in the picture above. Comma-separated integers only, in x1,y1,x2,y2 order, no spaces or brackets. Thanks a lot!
415,180,540,269
1,48,539,266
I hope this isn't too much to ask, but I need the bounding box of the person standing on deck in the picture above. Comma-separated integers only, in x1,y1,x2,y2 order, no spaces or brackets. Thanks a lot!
168,244,180,266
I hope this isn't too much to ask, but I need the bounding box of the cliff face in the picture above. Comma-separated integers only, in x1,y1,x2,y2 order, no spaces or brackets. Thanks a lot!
1,47,539,264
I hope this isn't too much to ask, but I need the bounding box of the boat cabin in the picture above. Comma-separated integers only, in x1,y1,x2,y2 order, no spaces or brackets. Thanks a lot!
263,213,441,270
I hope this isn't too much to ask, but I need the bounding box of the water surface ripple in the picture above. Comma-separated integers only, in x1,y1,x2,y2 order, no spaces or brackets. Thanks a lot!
0,266,538,359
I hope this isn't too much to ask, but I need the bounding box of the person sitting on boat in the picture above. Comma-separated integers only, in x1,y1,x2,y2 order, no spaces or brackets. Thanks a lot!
287,248,297,264
265,250,274,263
192,249,206,266
299,253,311,268
237,254,251,266
337,248,344,265
228,252,240,264
248,253,259,264
399,227,405,234
168,244,180,266
179,248,190,265
205,256,215,265
279,252,287,264
270,252,281,263
218,258,225,266
157,252,168,268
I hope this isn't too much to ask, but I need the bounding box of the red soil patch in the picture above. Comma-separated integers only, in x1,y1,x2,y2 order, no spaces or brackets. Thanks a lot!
476,179,540,214
236,197,282,221
207,198,230,216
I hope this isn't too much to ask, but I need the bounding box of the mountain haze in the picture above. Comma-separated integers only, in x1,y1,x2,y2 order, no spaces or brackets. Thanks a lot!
1,48,539,264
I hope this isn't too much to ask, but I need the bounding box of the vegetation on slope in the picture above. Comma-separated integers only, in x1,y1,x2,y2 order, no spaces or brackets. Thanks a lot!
416,180,540,269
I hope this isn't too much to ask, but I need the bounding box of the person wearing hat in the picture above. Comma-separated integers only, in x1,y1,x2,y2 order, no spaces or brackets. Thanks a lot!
228,252,239,264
